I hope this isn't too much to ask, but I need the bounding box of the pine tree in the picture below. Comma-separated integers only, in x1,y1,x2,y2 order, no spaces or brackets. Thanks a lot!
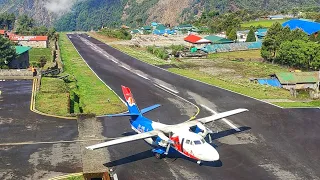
228,28,237,41
0,35,16,69
246,29,256,42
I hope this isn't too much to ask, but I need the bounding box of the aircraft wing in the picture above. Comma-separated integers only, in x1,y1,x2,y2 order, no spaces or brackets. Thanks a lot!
159,108,248,133
86,130,159,150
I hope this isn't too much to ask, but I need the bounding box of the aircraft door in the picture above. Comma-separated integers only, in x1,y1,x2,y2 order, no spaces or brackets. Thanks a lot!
183,139,194,155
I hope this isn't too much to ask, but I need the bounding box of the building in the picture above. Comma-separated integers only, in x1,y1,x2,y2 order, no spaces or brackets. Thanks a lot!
204,35,233,44
282,19,320,35
273,72,320,90
0,30,5,36
237,30,249,42
255,28,268,39
9,46,32,69
184,34,211,48
9,35,48,48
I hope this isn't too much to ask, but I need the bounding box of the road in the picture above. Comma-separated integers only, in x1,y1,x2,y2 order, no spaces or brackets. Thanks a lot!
0,80,81,180
68,34,320,180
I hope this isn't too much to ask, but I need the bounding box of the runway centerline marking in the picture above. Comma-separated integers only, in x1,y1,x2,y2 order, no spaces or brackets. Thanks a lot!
136,73,149,80
200,104,241,131
156,84,179,94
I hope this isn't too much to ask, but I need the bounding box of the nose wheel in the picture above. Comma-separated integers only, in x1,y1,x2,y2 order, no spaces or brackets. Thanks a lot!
155,153,162,159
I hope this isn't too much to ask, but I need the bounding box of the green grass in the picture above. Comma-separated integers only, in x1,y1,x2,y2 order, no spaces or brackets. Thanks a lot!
36,78,70,116
208,50,262,60
59,33,126,115
273,101,320,108
29,48,52,64
93,35,320,108
241,19,287,28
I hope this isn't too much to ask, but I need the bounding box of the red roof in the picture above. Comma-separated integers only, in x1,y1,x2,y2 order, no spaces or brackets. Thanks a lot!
0,30,5,35
9,35,48,41
184,34,202,43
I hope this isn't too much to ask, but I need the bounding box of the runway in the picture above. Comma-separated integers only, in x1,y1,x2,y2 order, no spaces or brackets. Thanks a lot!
68,34,320,180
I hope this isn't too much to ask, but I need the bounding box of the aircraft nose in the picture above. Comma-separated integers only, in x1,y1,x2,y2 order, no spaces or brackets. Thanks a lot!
197,146,220,162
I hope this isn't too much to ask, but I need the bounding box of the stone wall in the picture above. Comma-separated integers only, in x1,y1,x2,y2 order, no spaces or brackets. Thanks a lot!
16,40,48,48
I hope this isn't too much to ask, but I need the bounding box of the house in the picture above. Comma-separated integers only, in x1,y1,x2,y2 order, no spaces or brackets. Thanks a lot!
204,35,234,44
184,34,211,48
9,46,32,69
268,15,285,20
255,28,268,39
9,35,48,48
282,19,320,35
141,26,152,31
237,30,249,42
130,29,142,34
0,30,5,36
273,72,320,90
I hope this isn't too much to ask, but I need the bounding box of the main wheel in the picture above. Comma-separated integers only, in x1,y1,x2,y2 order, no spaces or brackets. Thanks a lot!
155,153,162,159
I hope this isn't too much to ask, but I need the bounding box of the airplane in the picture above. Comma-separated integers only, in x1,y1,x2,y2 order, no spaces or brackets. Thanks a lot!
86,85,248,165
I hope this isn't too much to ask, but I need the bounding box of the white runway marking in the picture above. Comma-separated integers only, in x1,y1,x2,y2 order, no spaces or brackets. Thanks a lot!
157,84,179,94
121,66,130,71
200,104,241,131
136,73,149,80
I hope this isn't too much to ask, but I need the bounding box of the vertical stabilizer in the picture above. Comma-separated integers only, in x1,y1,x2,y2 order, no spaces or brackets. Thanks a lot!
122,85,140,114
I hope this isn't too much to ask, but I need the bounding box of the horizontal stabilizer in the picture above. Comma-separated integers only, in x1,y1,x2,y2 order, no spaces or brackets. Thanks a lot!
140,104,161,114
103,113,140,117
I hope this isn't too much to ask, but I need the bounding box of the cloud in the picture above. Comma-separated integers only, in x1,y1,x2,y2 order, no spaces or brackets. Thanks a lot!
44,0,78,14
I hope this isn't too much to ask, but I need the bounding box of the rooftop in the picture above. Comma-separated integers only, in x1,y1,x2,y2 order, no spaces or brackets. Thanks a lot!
10,35,48,41
0,30,5,35
275,71,320,84
15,46,32,55
282,19,320,35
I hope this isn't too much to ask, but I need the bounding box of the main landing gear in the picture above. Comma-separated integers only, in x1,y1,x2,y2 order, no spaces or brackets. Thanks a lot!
197,160,202,165
152,148,166,159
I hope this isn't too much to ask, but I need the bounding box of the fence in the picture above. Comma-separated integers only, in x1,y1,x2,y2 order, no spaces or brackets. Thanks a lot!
201,41,262,53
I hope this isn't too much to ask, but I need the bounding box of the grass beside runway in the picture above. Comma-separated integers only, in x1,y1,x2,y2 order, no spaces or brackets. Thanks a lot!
103,41,319,108
36,77,70,116
58,33,126,115
241,19,287,28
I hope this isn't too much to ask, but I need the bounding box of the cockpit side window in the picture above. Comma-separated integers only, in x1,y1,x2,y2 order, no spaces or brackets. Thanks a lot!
194,140,202,145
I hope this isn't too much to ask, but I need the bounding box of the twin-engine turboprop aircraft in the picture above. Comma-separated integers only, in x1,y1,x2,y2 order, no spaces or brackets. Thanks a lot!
86,86,248,165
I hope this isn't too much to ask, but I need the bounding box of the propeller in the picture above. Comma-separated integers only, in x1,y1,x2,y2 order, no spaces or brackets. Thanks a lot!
158,132,174,155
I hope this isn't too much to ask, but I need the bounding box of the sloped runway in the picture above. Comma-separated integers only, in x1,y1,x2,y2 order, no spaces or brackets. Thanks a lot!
69,34,320,180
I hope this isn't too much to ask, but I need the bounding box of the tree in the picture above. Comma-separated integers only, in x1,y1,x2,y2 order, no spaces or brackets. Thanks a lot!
246,28,256,42
289,29,309,42
228,28,237,41
261,22,283,62
0,35,16,69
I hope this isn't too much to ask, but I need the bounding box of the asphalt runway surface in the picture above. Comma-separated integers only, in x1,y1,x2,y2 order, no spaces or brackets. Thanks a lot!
0,80,81,180
68,34,320,180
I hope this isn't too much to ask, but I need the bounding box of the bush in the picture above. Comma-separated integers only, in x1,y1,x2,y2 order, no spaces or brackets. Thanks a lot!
99,28,132,40
146,45,169,60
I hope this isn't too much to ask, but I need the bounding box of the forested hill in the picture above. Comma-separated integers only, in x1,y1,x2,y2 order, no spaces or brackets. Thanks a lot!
1,0,320,31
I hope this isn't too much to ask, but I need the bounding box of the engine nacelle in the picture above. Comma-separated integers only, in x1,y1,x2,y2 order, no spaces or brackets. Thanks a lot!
194,123,209,138
157,132,173,147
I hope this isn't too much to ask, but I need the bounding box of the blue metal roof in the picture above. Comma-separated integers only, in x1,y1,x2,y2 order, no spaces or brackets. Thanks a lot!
282,19,320,35
257,79,281,87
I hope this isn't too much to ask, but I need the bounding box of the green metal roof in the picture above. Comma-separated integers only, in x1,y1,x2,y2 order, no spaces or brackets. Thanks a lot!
156,24,166,30
275,72,320,84
204,35,234,44
142,26,152,30
204,35,223,42
15,46,31,55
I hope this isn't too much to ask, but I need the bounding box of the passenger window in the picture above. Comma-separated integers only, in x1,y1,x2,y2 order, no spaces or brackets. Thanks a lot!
186,140,190,144
194,140,202,145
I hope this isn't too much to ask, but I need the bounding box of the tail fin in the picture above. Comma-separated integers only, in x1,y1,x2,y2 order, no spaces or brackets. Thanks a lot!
122,85,140,114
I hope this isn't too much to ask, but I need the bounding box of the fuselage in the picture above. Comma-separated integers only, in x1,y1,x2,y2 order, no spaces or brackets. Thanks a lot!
130,116,220,162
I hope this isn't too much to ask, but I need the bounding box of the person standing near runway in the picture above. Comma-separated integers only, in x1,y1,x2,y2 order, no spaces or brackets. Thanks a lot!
32,66,37,77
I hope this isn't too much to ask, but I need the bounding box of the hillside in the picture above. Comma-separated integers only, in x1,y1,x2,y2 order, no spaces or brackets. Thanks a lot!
0,0,320,30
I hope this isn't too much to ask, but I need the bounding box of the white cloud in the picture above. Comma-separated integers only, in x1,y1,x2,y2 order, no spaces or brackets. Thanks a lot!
44,0,78,14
